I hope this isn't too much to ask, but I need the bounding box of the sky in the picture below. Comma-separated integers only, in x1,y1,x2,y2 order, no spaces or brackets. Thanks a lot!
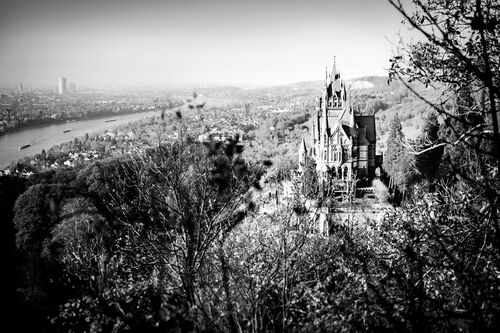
0,0,415,88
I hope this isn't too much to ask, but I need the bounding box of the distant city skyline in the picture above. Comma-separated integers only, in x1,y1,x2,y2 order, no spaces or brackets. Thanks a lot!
0,0,416,88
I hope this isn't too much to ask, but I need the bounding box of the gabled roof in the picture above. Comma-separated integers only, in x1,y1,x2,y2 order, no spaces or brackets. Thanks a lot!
342,124,357,138
330,121,353,142
326,106,356,139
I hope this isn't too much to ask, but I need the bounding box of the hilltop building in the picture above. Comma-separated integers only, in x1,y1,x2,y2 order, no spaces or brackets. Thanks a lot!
298,58,376,197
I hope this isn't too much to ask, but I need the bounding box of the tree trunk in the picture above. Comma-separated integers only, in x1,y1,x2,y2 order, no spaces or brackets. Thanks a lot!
219,242,240,333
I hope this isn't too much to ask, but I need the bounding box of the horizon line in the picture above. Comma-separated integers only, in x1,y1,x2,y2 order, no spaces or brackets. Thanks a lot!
0,74,390,91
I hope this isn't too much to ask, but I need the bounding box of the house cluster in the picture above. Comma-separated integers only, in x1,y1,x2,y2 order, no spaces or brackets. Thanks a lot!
62,151,101,167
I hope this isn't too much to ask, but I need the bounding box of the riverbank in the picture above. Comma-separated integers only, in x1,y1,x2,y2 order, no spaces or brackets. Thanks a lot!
0,109,156,137
0,110,162,168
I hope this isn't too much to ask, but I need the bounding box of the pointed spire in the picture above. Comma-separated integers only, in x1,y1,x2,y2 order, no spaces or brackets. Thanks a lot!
325,65,332,99
311,115,315,140
330,57,338,80
331,56,341,92
350,105,355,127
321,98,329,139
316,113,321,141
298,137,308,172
299,137,307,156
320,86,329,149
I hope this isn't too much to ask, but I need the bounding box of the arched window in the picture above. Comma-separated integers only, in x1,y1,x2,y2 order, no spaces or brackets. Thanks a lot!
343,166,348,179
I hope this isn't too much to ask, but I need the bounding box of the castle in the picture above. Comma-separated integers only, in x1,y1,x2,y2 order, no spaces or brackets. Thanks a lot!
298,59,376,195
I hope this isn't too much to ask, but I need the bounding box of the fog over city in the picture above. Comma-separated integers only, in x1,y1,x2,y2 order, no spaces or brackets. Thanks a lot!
1,0,409,88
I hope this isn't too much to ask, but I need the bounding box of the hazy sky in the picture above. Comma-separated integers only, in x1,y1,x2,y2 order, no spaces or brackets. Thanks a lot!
0,0,414,88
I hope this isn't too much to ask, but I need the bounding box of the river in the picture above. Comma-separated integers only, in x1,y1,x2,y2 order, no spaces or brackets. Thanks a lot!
0,111,159,168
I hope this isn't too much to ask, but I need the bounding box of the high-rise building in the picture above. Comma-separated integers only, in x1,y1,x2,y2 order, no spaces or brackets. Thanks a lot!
58,77,67,94
19,82,23,93
69,82,76,93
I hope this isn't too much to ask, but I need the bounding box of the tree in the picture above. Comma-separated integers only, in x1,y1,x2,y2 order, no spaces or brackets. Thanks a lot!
384,114,405,177
52,136,266,332
375,0,500,330
12,183,75,325
301,155,318,198
14,184,65,255
0,175,29,330
415,112,444,188
47,197,111,295
388,0,500,173
388,0,500,217
383,114,416,199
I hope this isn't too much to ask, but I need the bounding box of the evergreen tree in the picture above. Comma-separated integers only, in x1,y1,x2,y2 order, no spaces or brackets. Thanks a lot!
415,112,443,187
383,114,417,199
301,155,318,198
383,114,404,185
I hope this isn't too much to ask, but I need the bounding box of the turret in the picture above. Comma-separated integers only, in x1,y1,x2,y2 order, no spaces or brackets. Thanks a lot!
321,82,329,146
298,137,308,172
331,57,341,93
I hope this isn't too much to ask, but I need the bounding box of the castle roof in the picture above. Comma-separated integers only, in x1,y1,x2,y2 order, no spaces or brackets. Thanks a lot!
342,124,357,138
